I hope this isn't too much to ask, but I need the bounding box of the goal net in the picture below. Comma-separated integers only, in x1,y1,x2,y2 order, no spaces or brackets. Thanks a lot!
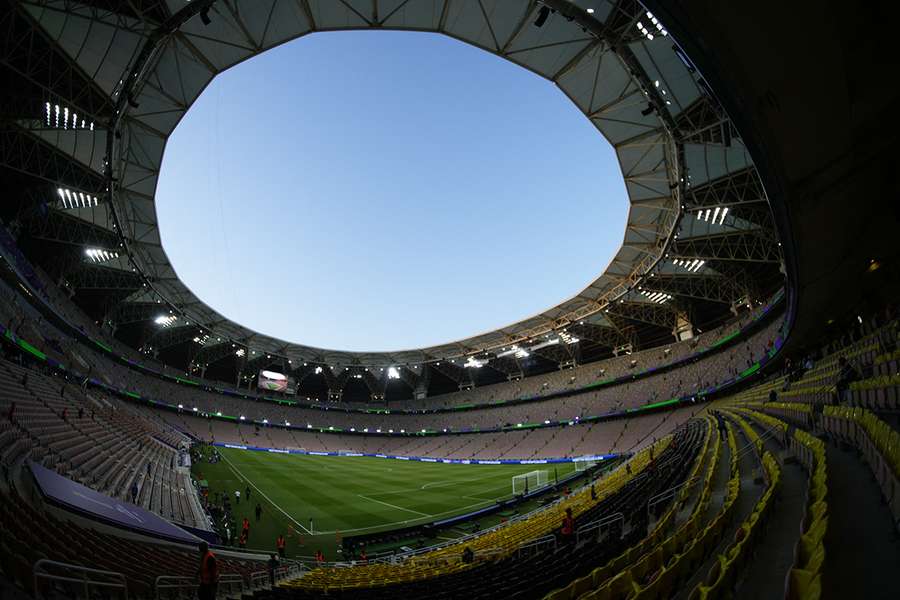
512,470,549,495
574,457,598,472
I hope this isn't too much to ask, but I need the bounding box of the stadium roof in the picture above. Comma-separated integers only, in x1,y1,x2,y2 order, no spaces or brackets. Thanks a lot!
2,0,785,376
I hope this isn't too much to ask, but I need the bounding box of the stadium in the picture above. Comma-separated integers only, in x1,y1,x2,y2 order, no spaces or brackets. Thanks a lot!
0,0,897,599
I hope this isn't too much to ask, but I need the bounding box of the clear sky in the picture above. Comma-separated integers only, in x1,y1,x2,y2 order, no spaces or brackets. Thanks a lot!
156,31,628,352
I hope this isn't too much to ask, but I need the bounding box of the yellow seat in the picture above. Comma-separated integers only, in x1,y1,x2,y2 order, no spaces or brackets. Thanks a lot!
571,575,593,599
545,585,570,600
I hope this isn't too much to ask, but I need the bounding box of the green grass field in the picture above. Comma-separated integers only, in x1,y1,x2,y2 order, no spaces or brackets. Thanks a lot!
193,447,578,559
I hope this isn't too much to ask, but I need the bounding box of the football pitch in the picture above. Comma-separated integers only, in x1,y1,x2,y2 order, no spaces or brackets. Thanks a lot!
194,447,580,558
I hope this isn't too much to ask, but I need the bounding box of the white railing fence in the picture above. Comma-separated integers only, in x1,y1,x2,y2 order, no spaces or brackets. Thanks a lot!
34,559,128,600
154,573,244,600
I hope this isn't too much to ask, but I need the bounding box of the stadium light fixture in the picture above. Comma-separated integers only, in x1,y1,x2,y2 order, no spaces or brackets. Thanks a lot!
388,429,393,433
84,247,119,263
45,102,93,130
387,367,400,379
154,315,177,327
640,290,673,304
192,407,198,412
636,11,667,40
235,348,245,357
177,404,183,409
239,415,245,420
672,258,706,272
59,187,100,209
586,8,595,14
350,428,355,432
464,356,486,368
285,421,290,426
263,419,268,424
559,331,579,345
314,366,323,374
215,411,221,416
694,206,728,224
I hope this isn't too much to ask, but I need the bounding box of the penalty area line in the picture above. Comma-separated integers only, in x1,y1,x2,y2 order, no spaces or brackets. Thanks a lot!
220,452,312,535
356,494,431,518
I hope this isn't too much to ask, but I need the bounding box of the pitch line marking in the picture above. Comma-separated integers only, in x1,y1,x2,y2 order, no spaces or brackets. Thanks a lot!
220,452,312,535
356,494,431,517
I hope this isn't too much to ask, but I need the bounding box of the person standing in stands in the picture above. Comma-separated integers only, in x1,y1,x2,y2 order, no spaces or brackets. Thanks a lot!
197,541,218,600
309,516,314,534
590,484,597,501
242,516,250,541
267,553,279,586
77,406,84,420
560,508,575,544
255,502,262,522
234,489,240,505
130,481,138,503
276,534,286,558
835,356,860,404
238,531,247,549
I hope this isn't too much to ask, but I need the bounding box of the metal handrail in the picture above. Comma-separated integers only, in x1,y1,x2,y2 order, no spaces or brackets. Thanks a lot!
34,559,128,599
575,511,625,544
154,573,244,599
516,534,557,556
645,476,700,519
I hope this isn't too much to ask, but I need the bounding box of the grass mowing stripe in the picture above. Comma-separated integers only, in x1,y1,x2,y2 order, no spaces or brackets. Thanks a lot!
220,451,312,534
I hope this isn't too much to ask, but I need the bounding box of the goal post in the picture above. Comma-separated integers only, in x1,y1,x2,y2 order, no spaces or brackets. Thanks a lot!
512,470,549,495
574,457,598,472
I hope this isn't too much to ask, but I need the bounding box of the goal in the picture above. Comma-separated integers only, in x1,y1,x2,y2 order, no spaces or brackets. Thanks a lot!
512,470,549,495
574,457,598,472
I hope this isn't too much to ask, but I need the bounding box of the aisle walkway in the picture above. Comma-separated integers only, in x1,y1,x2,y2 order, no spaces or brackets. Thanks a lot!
734,422,808,600
822,442,899,599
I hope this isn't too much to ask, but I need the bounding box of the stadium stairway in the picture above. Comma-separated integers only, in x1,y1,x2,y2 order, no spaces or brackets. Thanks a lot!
729,414,810,599
751,402,900,598
672,417,765,599
819,441,898,599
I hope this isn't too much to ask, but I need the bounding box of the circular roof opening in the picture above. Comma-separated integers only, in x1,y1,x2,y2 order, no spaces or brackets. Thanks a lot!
156,31,628,352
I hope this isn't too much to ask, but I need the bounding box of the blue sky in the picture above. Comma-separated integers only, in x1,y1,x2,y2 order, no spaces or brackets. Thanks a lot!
156,31,627,352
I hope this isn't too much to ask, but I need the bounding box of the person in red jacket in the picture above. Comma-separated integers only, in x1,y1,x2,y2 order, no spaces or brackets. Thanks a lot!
276,534,286,558
241,516,250,541
560,507,575,544
197,541,219,600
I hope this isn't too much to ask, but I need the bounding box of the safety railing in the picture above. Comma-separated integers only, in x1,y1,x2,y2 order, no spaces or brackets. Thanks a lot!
154,573,244,599
575,511,625,545
248,562,304,589
516,534,557,557
645,476,699,520
34,559,128,600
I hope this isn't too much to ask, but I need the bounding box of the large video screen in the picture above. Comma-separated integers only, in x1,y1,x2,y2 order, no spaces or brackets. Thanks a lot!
257,369,297,394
